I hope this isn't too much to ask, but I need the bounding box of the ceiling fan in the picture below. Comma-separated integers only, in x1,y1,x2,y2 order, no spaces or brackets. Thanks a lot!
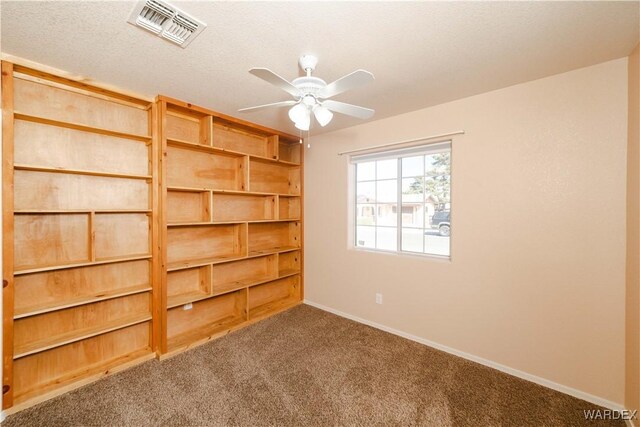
239,55,375,131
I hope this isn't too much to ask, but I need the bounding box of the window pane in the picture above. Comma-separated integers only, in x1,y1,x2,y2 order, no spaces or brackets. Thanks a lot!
376,179,397,203
402,228,423,252
357,181,376,203
376,227,397,251
402,177,424,201
401,203,423,227
377,204,397,226
424,203,436,228
425,233,450,257
425,153,450,178
356,204,375,225
357,161,375,181
356,226,376,248
427,209,450,231
424,176,450,207
425,208,450,256
376,159,397,180
402,156,424,177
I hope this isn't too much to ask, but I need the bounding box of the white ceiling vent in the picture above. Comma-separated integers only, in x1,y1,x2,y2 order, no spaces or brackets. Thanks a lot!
127,0,206,48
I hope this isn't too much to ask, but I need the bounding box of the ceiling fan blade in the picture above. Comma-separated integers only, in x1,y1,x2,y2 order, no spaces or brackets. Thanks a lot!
318,70,374,99
322,100,375,120
238,100,297,113
249,68,301,98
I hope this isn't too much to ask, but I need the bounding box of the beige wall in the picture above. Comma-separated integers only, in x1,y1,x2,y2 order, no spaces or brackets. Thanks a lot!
305,58,628,405
626,43,640,419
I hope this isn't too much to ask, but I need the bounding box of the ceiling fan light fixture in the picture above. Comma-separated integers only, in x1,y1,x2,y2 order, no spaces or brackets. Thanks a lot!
313,105,333,127
288,103,308,124
294,109,311,131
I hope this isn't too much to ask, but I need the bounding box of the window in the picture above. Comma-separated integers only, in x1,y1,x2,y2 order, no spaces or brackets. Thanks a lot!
353,141,451,257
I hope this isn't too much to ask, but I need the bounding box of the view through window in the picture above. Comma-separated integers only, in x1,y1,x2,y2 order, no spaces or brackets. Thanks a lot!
353,141,451,257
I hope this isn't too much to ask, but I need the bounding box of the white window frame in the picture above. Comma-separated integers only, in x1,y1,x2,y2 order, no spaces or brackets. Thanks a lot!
349,140,452,260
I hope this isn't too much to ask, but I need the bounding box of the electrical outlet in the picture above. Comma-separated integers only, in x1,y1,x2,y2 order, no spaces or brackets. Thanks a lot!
375,293,383,305
183,302,193,310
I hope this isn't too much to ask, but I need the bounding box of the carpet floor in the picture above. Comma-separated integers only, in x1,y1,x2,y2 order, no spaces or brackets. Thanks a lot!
4,304,623,426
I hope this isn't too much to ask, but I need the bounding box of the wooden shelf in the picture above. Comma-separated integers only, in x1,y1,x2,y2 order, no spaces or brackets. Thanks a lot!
14,314,151,359
166,289,246,354
247,246,300,257
249,298,301,321
167,290,211,309
167,138,244,158
166,272,303,310
14,112,151,142
166,254,246,272
14,209,152,214
167,219,296,227
14,348,154,407
247,276,300,321
248,221,300,255
14,164,152,180
167,137,300,166
14,254,152,276
249,155,301,167
166,316,245,354
278,269,301,278
166,186,294,198
14,285,152,319
249,158,301,196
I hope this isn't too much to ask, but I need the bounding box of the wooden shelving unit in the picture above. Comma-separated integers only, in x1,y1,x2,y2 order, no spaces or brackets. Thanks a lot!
158,96,304,357
1,64,303,412
1,62,157,411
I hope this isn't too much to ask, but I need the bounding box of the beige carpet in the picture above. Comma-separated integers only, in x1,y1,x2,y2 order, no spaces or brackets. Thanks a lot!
4,304,623,426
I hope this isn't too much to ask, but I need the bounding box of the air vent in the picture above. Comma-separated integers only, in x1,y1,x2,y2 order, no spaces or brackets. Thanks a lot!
127,0,206,48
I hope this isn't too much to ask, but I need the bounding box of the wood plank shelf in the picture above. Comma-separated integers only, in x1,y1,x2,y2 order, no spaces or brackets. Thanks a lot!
14,254,152,276
249,155,301,167
14,164,152,180
167,137,301,166
166,186,294,198
14,314,152,359
249,298,301,321
166,254,247,272
166,290,211,309
13,348,154,407
14,209,152,214
166,247,299,272
278,269,301,278
14,112,152,142
248,246,300,257
210,280,265,299
166,316,245,354
167,219,299,227
14,285,152,319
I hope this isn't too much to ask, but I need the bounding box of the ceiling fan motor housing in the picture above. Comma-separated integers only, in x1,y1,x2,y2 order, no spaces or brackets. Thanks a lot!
292,76,326,100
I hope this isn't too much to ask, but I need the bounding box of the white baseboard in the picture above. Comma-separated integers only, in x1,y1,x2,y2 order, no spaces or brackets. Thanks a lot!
304,299,625,413
1,410,6,422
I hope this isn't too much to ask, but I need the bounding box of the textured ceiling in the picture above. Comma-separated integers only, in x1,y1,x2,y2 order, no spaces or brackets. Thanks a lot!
1,1,638,135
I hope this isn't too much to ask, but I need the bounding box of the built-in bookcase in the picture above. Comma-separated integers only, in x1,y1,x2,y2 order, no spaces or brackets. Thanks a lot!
158,96,303,357
1,62,158,411
1,63,303,413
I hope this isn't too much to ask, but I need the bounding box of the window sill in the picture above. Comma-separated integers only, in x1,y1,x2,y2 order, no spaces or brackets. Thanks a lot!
349,246,451,262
